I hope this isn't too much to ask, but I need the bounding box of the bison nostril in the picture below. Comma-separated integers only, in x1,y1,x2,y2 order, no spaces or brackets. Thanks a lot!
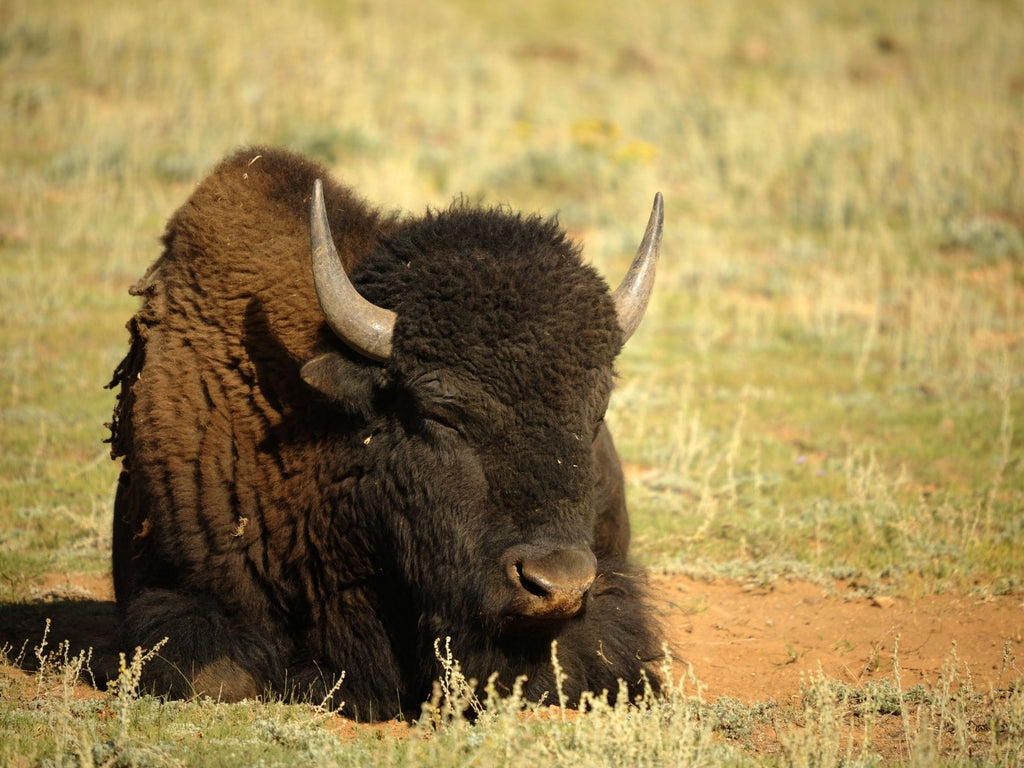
505,546,597,619
517,560,557,598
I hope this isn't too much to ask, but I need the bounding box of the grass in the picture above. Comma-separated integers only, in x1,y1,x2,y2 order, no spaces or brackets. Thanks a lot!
1,0,1023,764
2,629,1022,766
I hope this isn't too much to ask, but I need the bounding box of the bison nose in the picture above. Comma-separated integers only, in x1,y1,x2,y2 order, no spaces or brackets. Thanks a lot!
504,545,597,619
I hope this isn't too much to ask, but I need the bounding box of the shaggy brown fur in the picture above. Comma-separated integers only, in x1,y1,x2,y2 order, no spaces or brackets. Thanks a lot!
109,147,662,719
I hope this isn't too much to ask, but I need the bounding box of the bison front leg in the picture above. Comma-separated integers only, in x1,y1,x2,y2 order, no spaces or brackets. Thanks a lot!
120,589,284,701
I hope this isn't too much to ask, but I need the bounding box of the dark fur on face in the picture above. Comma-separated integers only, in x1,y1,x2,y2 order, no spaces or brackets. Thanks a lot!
108,147,662,720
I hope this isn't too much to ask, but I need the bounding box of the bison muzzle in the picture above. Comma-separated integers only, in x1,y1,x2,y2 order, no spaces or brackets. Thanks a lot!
107,147,665,720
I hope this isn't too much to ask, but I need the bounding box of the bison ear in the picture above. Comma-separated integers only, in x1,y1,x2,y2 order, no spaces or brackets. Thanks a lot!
300,351,379,413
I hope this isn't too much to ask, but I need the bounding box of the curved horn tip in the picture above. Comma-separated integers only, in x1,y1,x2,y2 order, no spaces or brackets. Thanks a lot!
611,192,664,342
646,192,664,243
308,178,396,362
311,178,324,216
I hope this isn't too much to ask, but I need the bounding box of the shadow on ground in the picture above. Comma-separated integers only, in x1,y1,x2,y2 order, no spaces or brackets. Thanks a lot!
0,598,120,687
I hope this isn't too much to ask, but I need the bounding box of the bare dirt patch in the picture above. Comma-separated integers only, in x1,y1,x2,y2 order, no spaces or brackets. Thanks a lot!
653,574,1024,703
2,572,1022,705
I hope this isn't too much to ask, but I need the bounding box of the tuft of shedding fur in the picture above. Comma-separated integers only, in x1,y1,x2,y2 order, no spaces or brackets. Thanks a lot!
108,146,663,720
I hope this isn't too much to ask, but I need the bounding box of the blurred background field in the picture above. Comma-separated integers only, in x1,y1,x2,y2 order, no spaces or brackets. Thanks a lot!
1,0,1023,763
3,0,1021,596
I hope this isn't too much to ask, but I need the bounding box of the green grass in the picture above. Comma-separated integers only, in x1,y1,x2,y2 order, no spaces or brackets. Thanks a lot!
2,0,1023,764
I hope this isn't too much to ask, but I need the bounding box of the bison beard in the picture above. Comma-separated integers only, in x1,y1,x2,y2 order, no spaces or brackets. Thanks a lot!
107,147,664,720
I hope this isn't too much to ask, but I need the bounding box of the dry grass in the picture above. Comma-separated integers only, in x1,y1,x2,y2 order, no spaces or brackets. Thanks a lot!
3,630,1022,766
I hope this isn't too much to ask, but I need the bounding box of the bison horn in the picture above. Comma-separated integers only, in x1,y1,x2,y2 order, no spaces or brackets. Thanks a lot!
309,179,396,362
613,192,663,342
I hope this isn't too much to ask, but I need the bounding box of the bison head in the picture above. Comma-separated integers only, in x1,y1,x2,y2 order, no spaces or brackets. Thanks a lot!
299,181,662,663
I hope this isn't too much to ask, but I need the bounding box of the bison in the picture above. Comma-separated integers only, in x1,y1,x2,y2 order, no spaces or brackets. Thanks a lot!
107,147,664,720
